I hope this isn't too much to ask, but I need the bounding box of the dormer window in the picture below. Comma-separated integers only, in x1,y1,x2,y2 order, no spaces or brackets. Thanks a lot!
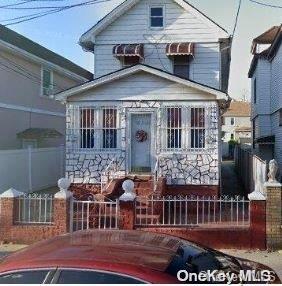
150,7,164,28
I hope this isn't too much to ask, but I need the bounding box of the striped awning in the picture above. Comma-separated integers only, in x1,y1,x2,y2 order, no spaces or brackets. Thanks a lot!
166,42,195,56
113,43,144,58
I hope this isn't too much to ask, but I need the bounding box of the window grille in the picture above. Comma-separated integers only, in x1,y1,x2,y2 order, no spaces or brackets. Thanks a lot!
166,107,182,150
80,108,95,149
103,108,117,149
191,107,205,149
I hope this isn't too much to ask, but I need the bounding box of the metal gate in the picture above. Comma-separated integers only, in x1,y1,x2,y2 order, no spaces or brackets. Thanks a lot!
71,199,119,232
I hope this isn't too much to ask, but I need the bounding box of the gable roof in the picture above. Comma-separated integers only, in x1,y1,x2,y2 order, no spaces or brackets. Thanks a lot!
55,64,228,101
222,101,251,117
79,0,229,51
0,25,93,80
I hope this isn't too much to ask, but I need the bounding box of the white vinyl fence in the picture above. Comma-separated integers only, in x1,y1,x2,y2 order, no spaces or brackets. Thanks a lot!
0,146,65,193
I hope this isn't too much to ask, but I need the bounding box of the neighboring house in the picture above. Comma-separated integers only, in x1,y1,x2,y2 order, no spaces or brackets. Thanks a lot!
222,101,251,142
248,25,282,172
56,0,231,195
0,25,93,150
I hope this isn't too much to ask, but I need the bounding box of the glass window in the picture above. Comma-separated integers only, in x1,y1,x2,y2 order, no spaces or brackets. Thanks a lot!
103,108,117,149
167,107,182,149
57,270,144,284
80,108,95,149
173,56,190,79
253,78,257,104
191,108,205,149
0,270,49,284
230,117,235,126
42,68,53,96
123,56,140,67
150,7,163,28
279,109,282,126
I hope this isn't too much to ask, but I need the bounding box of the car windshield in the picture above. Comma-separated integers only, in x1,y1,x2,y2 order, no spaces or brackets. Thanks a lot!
166,243,241,278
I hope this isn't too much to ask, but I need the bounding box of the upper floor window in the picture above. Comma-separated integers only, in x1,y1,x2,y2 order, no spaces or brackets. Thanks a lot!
41,68,53,96
253,78,257,104
122,56,140,67
150,7,164,28
279,109,282,126
173,55,190,79
230,117,235,126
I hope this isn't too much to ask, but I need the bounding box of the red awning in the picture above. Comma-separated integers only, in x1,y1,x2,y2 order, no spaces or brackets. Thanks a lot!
113,43,144,58
166,42,195,56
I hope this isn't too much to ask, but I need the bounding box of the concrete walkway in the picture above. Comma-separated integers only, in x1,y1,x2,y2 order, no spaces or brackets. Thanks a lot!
221,160,245,197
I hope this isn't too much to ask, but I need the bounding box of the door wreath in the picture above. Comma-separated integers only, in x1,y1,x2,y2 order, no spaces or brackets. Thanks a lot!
135,130,148,142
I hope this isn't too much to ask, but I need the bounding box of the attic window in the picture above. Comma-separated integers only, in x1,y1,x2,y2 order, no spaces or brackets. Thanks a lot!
150,7,164,28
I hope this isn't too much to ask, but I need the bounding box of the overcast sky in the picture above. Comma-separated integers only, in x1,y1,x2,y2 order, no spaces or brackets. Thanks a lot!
1,0,281,100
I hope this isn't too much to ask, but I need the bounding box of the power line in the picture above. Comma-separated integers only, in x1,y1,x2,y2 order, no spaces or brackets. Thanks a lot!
232,0,242,38
249,0,282,8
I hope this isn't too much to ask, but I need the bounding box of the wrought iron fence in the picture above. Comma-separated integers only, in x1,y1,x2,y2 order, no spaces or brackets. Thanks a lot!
14,193,54,224
71,199,119,231
135,195,250,227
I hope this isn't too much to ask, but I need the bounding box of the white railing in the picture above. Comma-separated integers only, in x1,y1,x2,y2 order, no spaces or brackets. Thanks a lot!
135,195,250,227
14,193,54,224
100,154,123,193
153,156,159,192
71,199,119,231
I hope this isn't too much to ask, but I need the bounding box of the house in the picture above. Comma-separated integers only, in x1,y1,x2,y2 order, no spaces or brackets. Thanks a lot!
0,25,93,150
56,0,231,196
248,25,282,173
221,101,251,157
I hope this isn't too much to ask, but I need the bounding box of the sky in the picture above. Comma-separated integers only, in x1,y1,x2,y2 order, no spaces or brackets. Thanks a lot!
0,0,281,100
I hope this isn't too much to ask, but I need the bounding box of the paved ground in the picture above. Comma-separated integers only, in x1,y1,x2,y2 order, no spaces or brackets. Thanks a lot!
221,160,245,197
221,249,282,280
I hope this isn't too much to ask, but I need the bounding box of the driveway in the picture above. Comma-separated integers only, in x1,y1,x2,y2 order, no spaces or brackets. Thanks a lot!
221,160,245,197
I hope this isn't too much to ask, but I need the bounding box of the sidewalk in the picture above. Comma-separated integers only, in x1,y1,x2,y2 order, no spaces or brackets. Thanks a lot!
221,249,282,280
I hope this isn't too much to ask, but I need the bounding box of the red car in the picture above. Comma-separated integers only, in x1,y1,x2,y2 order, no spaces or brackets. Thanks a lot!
0,230,280,284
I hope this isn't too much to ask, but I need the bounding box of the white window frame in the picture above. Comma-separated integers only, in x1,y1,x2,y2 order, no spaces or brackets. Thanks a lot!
78,107,120,151
41,67,54,97
149,5,165,30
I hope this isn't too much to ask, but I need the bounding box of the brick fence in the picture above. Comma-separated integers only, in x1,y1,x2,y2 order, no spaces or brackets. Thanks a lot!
0,180,281,250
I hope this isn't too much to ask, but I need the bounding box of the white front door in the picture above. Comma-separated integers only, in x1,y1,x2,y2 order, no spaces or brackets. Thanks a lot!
130,113,152,173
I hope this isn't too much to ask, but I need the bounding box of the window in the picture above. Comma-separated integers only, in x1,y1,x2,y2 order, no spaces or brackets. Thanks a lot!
150,7,164,28
253,78,257,104
103,108,117,149
173,56,190,79
122,56,140,67
42,68,53,96
79,107,118,150
230,117,235,126
167,107,182,149
57,270,144,284
80,108,95,149
231,134,234,140
0,270,49,284
279,109,282,126
191,108,205,149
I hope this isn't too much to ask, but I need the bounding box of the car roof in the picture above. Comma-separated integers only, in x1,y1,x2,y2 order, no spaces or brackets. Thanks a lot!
0,230,184,275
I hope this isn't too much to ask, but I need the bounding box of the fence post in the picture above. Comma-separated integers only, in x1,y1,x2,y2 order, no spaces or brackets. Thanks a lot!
28,146,32,192
0,188,23,242
264,181,282,250
119,180,136,230
54,178,73,234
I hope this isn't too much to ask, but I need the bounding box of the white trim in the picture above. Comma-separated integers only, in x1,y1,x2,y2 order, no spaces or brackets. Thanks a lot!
55,64,228,101
0,40,90,82
0,102,65,117
79,0,229,45
149,5,165,30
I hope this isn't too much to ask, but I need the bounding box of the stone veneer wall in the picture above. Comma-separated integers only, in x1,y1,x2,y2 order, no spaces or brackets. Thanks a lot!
65,101,219,185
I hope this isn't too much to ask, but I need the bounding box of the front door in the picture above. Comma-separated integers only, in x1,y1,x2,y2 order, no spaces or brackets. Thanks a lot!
130,113,152,173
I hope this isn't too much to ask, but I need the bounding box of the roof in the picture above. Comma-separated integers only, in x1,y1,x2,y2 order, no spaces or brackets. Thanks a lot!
0,25,93,80
55,64,228,101
79,0,229,51
249,25,282,78
17,128,63,140
0,230,185,282
222,101,251,117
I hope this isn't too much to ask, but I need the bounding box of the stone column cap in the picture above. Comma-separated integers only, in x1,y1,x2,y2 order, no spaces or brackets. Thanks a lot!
248,191,266,201
0,188,24,198
54,190,73,199
264,182,282,188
